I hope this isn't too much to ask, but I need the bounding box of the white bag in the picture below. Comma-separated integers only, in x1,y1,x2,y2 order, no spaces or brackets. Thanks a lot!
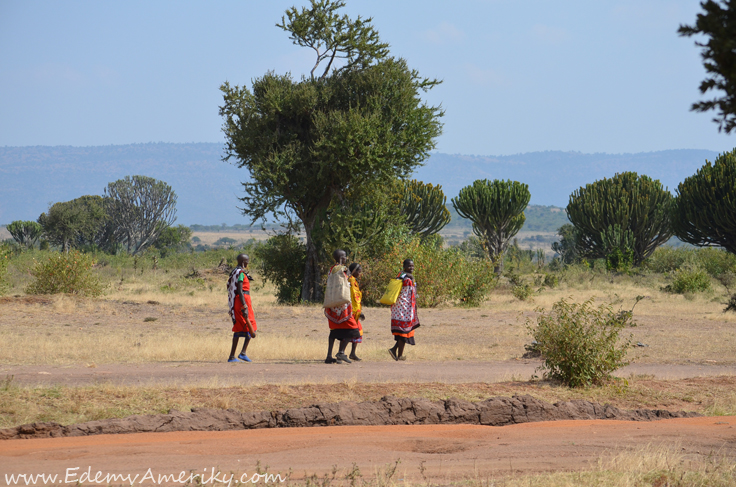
323,266,351,308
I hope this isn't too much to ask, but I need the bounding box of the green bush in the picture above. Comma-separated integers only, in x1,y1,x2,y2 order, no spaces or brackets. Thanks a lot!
0,245,10,295
512,283,534,301
543,273,559,288
664,268,712,294
605,247,634,272
26,251,104,297
360,236,497,307
526,298,635,387
255,234,306,304
694,247,736,278
643,246,691,273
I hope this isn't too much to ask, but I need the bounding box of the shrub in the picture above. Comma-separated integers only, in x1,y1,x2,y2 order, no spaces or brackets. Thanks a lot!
255,234,306,304
512,283,534,301
643,246,691,273
454,258,497,306
360,236,497,307
543,273,559,288
605,247,634,272
25,251,104,297
0,245,10,295
664,268,712,294
694,247,736,278
526,298,636,387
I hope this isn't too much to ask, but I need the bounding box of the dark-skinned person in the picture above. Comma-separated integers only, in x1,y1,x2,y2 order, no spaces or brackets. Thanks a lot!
324,249,361,364
348,262,366,361
226,254,257,363
388,258,420,361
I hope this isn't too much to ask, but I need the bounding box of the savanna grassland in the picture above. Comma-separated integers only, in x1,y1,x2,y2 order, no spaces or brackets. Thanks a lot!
1,247,736,486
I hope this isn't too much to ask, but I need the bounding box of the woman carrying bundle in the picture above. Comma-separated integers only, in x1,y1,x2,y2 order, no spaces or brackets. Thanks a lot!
324,249,361,364
388,258,420,361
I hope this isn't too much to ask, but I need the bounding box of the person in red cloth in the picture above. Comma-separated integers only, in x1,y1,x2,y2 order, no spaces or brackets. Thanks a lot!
388,258,420,361
227,254,257,362
324,249,361,364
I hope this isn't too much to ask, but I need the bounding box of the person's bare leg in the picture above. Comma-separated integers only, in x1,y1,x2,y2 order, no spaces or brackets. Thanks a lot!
349,342,360,360
325,337,336,363
239,337,250,355
396,341,406,358
338,339,350,354
229,335,239,360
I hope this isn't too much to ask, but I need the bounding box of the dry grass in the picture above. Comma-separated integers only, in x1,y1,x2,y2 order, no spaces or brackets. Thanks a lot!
191,230,271,245
1,259,735,366
2,275,735,365
1,376,734,429
478,445,736,487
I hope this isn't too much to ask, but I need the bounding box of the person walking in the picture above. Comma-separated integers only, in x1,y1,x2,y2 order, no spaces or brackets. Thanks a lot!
226,254,257,362
388,258,420,361
324,249,361,364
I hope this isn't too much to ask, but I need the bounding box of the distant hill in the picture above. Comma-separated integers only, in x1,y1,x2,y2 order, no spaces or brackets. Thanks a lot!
0,143,720,227
415,150,720,207
446,204,568,234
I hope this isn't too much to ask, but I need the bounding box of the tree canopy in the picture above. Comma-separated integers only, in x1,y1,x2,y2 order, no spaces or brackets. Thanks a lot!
672,148,736,253
220,0,443,301
104,175,177,255
7,220,43,249
400,180,451,239
566,172,673,265
679,0,736,133
37,195,107,253
452,179,530,273
277,0,390,80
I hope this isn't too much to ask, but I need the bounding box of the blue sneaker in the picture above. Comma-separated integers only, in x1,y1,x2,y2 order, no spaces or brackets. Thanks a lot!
228,357,243,363
237,353,252,362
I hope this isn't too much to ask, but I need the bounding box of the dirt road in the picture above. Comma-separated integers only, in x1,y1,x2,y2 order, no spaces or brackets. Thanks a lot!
3,360,734,387
2,418,735,484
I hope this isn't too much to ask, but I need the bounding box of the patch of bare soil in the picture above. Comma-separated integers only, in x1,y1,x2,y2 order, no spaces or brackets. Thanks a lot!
1,418,734,482
0,395,699,440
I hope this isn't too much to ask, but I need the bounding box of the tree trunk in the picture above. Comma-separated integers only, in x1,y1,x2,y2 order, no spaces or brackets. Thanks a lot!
301,217,323,303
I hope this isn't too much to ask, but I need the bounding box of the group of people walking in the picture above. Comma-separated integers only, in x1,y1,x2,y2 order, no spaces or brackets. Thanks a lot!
225,251,420,364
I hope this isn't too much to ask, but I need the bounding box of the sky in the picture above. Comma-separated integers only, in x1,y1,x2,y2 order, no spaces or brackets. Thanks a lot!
0,0,733,155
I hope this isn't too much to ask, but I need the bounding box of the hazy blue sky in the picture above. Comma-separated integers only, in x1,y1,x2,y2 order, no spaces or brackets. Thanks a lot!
1,0,733,155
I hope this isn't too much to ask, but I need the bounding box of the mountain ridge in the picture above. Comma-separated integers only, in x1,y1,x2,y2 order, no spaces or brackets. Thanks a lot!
0,143,720,225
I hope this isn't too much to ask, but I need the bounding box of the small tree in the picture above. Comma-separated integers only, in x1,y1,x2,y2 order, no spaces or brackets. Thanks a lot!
672,148,736,253
400,180,451,239
154,224,192,256
451,179,530,273
566,172,673,266
678,0,736,134
104,176,177,255
37,195,107,253
6,220,43,249
256,234,307,304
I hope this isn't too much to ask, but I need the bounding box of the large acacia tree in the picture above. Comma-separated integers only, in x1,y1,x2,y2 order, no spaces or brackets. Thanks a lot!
220,0,443,302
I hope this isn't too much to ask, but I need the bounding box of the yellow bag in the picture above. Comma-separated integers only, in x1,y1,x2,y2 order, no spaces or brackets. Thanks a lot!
379,279,403,305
